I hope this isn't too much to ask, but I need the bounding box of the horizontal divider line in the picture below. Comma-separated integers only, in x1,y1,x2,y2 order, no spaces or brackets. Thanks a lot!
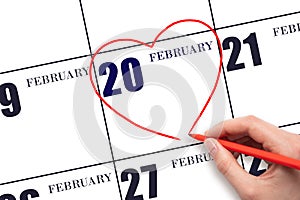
1,118,299,186
0,54,90,75
1,9,299,75
0,142,202,186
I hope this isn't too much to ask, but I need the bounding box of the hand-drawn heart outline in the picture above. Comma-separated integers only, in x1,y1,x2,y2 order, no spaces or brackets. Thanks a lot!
89,19,223,140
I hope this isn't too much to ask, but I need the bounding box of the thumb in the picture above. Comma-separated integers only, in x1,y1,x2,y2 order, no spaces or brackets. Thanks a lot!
204,138,253,191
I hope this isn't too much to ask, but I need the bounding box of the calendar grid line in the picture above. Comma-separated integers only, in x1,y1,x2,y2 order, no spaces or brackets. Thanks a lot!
207,0,235,119
1,2,300,199
114,142,203,163
1,9,299,76
207,0,246,169
96,29,212,54
0,161,112,186
1,5,300,194
0,29,212,75
215,10,300,31
279,121,300,128
0,54,90,75
0,118,298,187
0,141,203,186
78,1,123,200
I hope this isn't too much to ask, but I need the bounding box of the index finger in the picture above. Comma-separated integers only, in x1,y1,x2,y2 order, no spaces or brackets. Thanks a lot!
205,116,285,151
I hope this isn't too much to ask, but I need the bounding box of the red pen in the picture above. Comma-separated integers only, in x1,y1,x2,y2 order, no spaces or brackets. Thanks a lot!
189,133,300,170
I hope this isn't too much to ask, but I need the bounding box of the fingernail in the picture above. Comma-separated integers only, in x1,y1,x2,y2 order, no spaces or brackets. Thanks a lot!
204,138,218,158
204,130,208,136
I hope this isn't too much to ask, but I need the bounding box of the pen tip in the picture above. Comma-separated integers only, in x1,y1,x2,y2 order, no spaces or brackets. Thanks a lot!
188,133,206,141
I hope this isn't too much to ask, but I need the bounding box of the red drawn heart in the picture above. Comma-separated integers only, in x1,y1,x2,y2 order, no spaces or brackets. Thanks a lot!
89,19,223,141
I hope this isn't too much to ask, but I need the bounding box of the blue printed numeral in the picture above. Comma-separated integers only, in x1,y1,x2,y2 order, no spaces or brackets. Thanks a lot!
99,57,144,97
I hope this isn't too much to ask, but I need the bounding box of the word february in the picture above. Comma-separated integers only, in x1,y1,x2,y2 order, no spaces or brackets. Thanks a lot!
49,172,111,194
26,66,89,87
149,41,213,62
273,22,300,36
171,152,212,169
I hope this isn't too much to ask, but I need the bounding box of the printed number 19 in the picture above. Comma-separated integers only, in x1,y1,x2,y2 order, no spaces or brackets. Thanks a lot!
0,83,21,117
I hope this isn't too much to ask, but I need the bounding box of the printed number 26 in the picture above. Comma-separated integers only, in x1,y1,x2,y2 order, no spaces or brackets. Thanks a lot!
99,57,144,97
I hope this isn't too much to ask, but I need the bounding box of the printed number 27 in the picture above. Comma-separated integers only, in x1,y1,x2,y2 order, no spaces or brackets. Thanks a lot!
121,164,157,200
99,57,144,97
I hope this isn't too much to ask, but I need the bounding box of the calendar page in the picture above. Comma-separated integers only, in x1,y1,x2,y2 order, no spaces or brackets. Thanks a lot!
1,1,299,199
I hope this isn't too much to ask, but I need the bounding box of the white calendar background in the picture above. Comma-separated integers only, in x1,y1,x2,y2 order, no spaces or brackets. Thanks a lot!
0,1,300,199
